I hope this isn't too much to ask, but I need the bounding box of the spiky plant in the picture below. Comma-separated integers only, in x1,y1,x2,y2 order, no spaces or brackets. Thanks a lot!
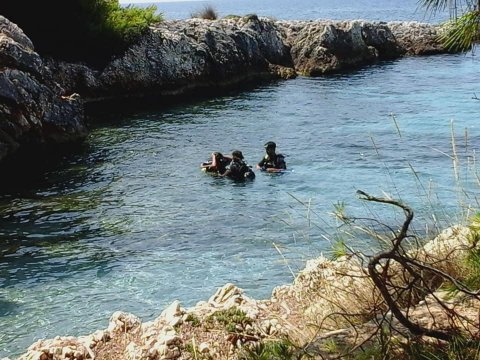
421,0,480,51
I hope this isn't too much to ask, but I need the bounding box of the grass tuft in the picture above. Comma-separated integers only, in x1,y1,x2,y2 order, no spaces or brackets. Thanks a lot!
191,5,218,20
238,339,298,360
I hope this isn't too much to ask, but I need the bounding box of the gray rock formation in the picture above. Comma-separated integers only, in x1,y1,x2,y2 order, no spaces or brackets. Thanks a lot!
0,16,87,163
0,15,448,163
49,17,447,102
276,19,443,75
388,21,445,55
49,15,294,101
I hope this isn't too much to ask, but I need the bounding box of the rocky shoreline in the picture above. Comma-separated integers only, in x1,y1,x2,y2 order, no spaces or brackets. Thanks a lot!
0,15,450,164
5,226,479,360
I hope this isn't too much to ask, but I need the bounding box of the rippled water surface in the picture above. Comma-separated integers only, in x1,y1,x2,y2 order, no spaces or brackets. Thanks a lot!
134,0,449,22
1,3,480,358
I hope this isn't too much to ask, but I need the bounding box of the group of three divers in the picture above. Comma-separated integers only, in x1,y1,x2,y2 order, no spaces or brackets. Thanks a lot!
201,141,287,181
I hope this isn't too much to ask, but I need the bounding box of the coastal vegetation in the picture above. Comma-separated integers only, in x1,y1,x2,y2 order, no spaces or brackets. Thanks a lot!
422,0,480,50
0,0,162,67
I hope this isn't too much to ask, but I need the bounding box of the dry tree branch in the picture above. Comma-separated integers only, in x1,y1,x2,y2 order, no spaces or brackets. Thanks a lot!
357,190,454,341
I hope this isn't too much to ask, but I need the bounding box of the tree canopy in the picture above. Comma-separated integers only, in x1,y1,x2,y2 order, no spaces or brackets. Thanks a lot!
0,0,162,68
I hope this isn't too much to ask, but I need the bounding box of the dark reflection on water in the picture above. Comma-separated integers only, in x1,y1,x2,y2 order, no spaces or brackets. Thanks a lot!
0,53,479,357
0,298,17,316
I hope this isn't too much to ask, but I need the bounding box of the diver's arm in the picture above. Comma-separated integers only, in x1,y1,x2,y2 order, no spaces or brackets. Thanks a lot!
256,158,266,170
201,153,218,170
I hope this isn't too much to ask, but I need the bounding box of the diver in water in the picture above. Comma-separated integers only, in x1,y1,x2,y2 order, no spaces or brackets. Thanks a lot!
256,141,286,172
201,152,232,175
222,150,255,181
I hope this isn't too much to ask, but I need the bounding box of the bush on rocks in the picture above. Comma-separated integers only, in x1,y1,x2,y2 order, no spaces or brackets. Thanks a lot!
0,0,162,68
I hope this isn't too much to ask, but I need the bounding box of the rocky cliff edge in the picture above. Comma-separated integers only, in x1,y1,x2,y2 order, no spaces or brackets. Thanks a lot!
0,16,87,163
0,15,448,163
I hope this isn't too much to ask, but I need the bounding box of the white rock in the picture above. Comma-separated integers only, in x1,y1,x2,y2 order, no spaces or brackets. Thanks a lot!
108,311,142,333
156,344,168,356
159,334,181,346
124,342,148,360
199,342,210,353
62,347,74,357
161,300,184,325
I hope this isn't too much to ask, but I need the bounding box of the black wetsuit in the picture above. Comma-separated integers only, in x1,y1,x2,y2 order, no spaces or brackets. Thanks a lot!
225,159,255,181
258,153,286,170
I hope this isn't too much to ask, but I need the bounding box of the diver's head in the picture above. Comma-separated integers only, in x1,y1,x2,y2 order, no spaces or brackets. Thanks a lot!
264,141,276,155
232,150,244,161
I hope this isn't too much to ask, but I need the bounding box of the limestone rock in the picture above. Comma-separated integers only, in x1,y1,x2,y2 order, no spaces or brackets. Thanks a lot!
108,311,142,334
48,17,447,102
159,300,185,327
388,21,445,55
0,15,87,163
125,342,149,360
278,20,401,75
198,342,210,353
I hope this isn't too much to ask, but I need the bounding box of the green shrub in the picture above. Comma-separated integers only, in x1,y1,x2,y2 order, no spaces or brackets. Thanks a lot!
238,340,298,360
0,0,162,68
205,307,251,332
185,313,201,327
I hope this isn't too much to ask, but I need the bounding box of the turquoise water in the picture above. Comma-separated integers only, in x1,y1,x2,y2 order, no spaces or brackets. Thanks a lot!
1,2,480,358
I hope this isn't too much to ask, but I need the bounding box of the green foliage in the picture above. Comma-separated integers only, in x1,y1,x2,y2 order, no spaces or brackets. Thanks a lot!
468,212,480,234
421,0,450,15
332,201,350,224
405,336,480,360
439,11,480,51
457,213,480,290
184,342,195,354
238,340,298,360
191,5,218,20
322,339,338,353
105,3,160,43
185,313,201,327
0,0,162,68
463,245,480,289
331,240,348,260
205,307,251,332
420,0,479,51
355,343,383,360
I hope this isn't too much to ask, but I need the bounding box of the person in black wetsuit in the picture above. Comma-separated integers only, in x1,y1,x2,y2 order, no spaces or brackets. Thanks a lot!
222,150,255,181
256,141,286,172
